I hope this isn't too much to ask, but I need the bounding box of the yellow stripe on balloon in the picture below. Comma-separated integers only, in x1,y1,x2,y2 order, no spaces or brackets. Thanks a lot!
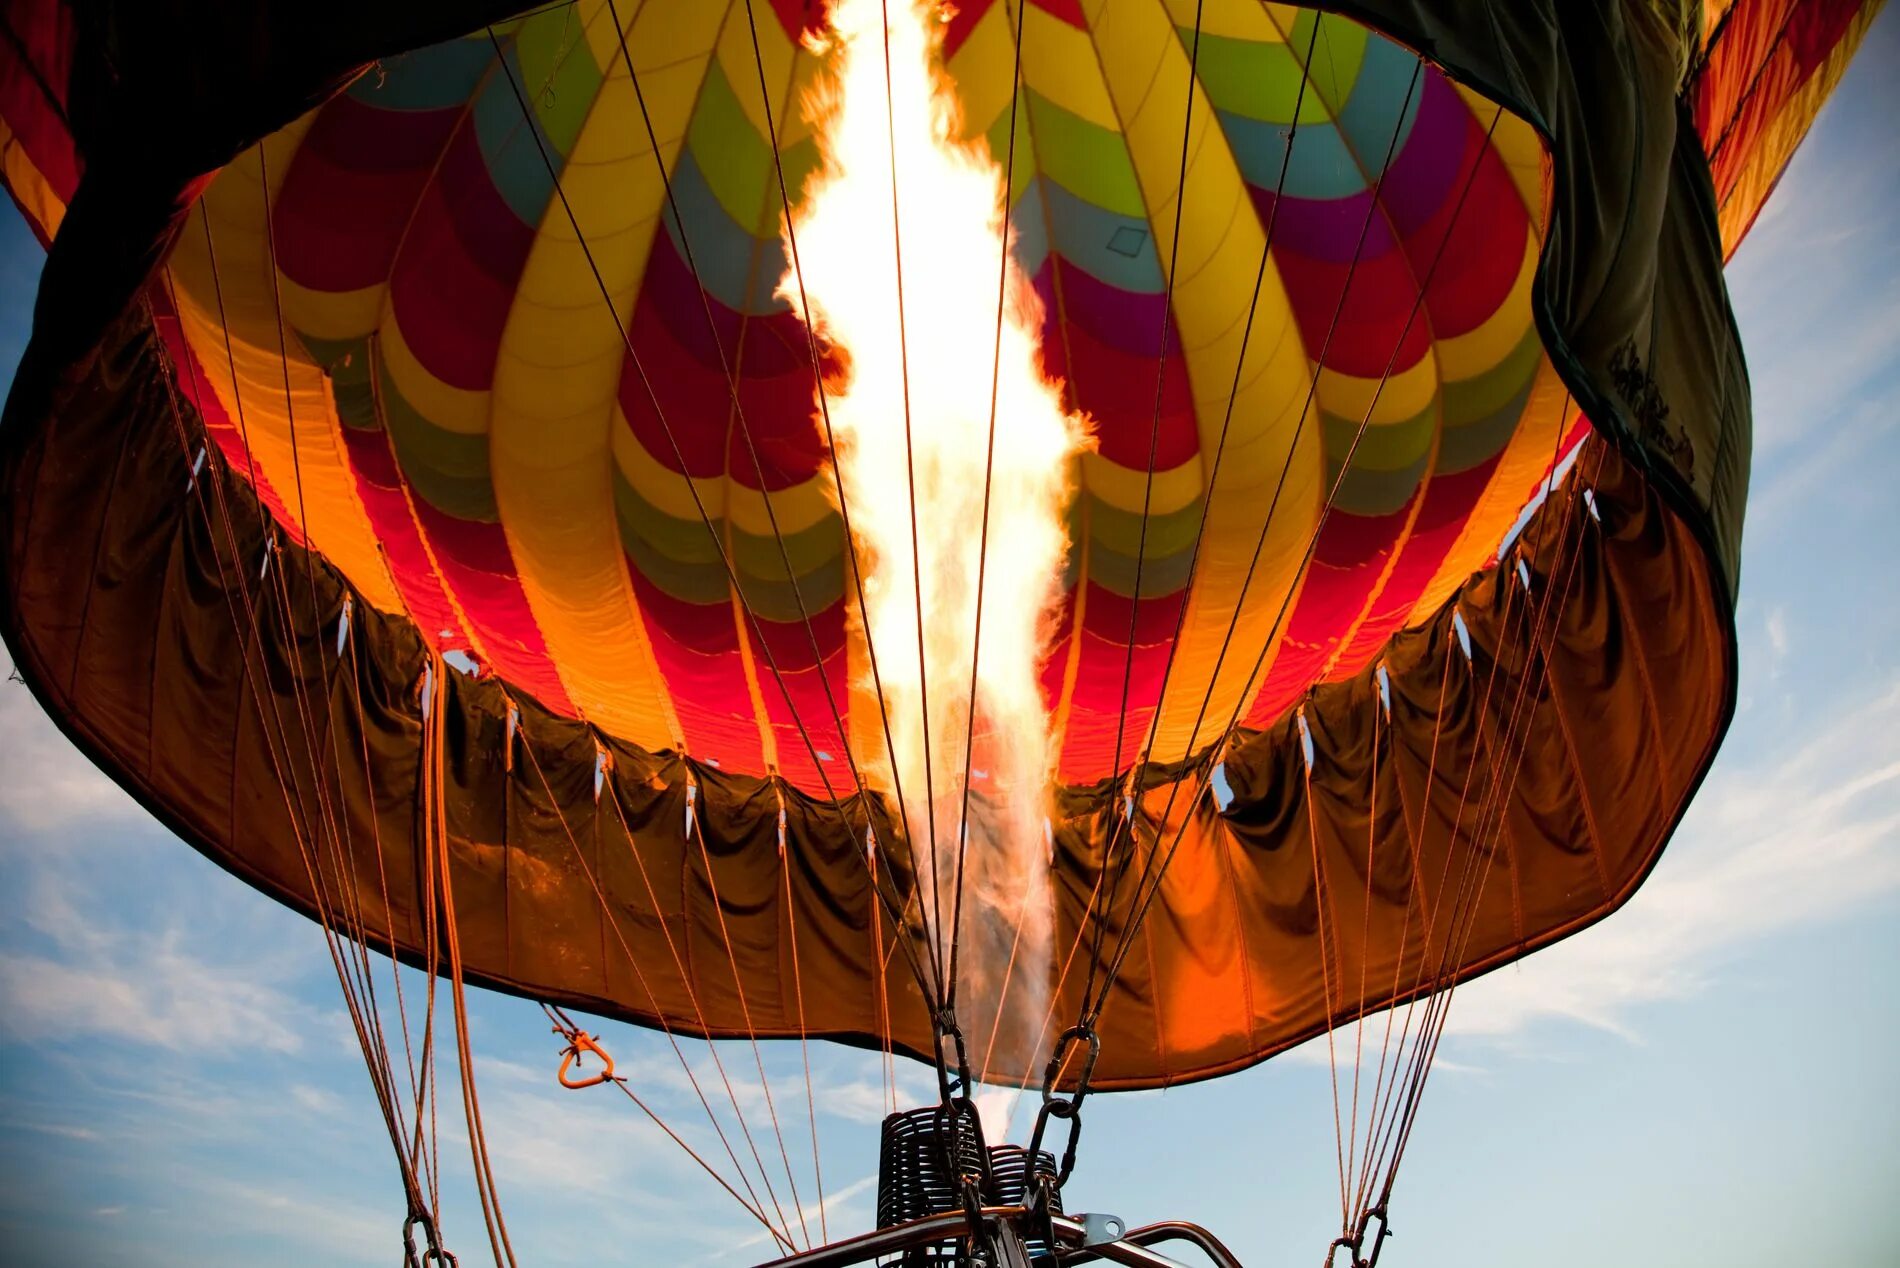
718,0,814,150
167,122,406,619
1436,238,1538,382
487,0,724,751
724,475,835,541
1714,5,1879,254
1178,0,1297,43
378,315,492,437
1017,3,1121,130
1081,451,1202,517
0,116,65,243
1315,348,1439,435
612,421,734,525
275,276,384,344
1453,81,1550,235
1077,0,1320,767
1403,355,1573,628
943,0,1015,137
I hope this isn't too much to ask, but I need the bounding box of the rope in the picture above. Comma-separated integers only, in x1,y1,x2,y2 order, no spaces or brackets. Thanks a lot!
480,23,938,1024
1345,403,1578,1221
1109,0,1208,782
1083,90,1489,1028
777,782,829,1243
538,1004,787,1235
1363,442,1607,1226
155,259,445,1249
517,737,798,1252
422,666,517,1266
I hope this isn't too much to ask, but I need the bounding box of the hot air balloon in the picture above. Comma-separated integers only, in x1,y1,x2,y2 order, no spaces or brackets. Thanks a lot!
0,0,1879,1263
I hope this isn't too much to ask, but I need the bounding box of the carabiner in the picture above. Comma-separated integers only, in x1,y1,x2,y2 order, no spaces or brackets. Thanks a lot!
557,1030,618,1089
1041,1025,1101,1107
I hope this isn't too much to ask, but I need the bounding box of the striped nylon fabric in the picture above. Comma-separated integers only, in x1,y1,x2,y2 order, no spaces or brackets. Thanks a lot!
123,0,1847,795
1693,0,1885,253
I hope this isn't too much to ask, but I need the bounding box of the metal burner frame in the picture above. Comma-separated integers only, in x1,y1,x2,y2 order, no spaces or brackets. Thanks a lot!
748,1206,1245,1268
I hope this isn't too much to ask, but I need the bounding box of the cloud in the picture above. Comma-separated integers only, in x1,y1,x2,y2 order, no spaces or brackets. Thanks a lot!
0,654,144,832
187,1177,392,1265
0,936,313,1054
1765,605,1789,664
0,844,334,1055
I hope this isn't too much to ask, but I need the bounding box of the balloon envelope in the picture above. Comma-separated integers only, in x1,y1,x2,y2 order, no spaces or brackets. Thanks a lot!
0,0,1876,1086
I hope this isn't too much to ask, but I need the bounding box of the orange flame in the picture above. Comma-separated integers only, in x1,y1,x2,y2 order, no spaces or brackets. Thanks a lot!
783,0,1089,1086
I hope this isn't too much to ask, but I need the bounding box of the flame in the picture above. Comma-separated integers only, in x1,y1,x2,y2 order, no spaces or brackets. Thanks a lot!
782,0,1089,1085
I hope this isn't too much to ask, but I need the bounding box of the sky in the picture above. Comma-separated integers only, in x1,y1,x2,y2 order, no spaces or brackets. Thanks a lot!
1,13,1897,1267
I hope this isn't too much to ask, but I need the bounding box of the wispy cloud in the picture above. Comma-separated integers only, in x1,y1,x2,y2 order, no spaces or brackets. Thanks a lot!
0,943,312,1054
0,654,143,832
0,840,337,1055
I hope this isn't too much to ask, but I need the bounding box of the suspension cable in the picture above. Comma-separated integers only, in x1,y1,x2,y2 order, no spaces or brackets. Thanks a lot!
515,734,798,1252
988,9,1326,1090
1083,96,1498,1029
480,22,938,1030
156,256,446,1253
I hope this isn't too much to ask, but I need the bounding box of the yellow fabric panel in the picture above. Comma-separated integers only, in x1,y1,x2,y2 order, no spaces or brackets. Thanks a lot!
945,0,1018,140
1081,450,1201,516
276,276,384,343
717,0,814,149
1454,81,1550,234
613,419,732,523
1436,238,1539,381
488,0,724,750
0,118,63,242
1402,356,1574,627
379,316,491,436
1017,3,1121,129
1186,0,1298,42
1316,346,1439,431
167,122,405,618
1079,0,1321,767
725,475,834,539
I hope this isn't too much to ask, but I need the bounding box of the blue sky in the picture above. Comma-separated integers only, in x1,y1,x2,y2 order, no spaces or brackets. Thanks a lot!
1,14,1896,1265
